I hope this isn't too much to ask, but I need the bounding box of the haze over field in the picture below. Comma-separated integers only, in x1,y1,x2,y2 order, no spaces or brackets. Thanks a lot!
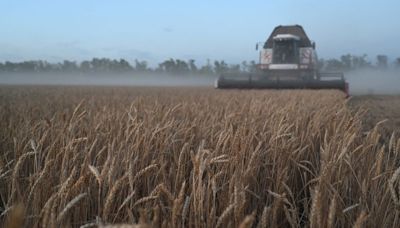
1,70,400,95
346,69,400,95
0,73,215,87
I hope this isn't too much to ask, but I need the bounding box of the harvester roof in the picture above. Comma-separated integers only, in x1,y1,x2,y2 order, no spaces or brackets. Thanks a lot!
264,25,312,48
273,34,300,41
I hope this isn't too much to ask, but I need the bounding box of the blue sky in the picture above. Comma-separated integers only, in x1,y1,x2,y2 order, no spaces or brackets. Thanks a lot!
0,0,399,65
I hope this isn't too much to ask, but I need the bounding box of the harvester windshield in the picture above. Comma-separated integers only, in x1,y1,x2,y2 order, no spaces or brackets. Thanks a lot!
273,38,298,64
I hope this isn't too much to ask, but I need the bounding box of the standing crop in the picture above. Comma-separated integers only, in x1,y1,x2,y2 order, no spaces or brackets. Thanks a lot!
0,87,399,227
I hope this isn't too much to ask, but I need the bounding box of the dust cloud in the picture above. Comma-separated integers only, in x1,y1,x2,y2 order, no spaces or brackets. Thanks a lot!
1,70,399,95
0,73,216,87
345,69,400,95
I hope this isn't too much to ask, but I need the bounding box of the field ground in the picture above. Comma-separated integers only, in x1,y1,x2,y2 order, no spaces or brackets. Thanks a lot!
349,95,400,140
1,86,400,227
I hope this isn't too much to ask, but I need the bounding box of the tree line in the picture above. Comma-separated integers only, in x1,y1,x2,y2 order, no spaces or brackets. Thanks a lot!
320,54,400,71
0,58,258,75
0,54,399,75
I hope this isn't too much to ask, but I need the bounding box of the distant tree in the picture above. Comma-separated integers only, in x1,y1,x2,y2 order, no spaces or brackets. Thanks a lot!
53,63,63,72
117,59,133,72
34,60,50,72
80,61,92,72
93,58,116,72
352,54,371,69
241,60,259,73
248,60,258,73
340,54,352,70
135,59,148,72
40,62,56,72
214,60,229,74
228,64,241,73
109,59,118,71
159,58,176,73
20,61,41,72
0,62,4,72
198,59,213,75
4,61,15,72
158,58,190,74
377,55,388,68
188,59,197,73
62,60,78,72
396,58,400,68
241,61,248,72
90,58,103,72
325,58,344,71
175,59,189,74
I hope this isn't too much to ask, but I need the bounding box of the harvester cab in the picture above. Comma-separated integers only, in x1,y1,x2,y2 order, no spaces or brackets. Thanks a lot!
215,25,349,95
269,34,300,65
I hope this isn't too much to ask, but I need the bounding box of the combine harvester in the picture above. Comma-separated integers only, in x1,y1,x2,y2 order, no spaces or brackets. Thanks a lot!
215,25,349,95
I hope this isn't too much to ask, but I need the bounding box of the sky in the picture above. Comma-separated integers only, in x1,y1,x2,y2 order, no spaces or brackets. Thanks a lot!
0,0,399,65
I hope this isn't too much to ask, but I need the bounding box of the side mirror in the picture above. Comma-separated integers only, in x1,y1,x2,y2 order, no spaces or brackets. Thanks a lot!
312,42,316,49
256,43,259,51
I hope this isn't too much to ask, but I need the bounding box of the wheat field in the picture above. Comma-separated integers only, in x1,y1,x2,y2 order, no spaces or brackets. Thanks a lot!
1,86,400,228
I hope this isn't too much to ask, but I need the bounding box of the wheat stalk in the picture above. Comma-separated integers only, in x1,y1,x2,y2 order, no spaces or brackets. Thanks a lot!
57,193,87,225
216,203,235,228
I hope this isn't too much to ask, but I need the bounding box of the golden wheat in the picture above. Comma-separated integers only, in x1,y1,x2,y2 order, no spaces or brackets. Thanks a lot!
0,86,399,227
